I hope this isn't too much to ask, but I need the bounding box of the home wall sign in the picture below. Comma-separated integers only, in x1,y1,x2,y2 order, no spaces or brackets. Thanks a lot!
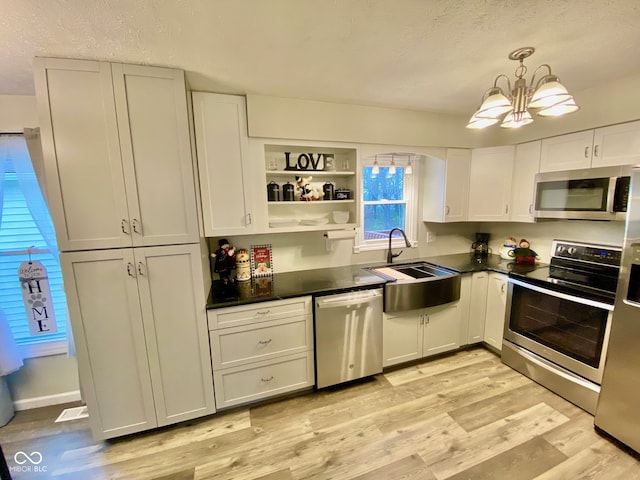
18,260,57,335
284,152,327,171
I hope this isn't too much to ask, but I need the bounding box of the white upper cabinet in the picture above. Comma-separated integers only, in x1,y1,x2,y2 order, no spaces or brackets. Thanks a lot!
540,121,640,172
422,148,471,222
468,146,515,221
36,59,129,251
112,64,199,247
192,92,255,237
591,121,640,167
35,58,198,251
510,141,541,223
539,130,595,172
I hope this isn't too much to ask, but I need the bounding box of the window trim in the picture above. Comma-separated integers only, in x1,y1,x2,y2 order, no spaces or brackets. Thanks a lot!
355,155,418,253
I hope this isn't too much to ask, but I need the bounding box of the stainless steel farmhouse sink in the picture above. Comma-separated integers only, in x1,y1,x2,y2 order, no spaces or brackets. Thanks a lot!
368,262,461,313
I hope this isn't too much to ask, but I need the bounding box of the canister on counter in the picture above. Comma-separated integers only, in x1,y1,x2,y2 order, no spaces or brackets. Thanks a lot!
235,248,251,281
282,182,295,201
334,188,351,200
267,181,280,201
323,182,334,200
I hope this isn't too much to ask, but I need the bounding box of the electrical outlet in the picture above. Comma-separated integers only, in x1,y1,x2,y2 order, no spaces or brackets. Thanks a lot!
426,231,436,243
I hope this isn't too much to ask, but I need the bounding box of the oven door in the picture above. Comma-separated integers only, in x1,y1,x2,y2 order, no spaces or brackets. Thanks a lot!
504,278,613,384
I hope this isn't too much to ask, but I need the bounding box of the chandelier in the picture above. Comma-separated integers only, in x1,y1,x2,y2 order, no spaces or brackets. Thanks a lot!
467,47,580,129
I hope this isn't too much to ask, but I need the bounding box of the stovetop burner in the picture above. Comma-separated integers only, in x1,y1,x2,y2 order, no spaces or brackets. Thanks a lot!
510,239,622,304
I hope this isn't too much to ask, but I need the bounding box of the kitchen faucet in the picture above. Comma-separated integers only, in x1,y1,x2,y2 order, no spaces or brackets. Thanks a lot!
387,227,412,263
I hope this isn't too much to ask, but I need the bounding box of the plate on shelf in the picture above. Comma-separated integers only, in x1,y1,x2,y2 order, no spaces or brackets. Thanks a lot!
269,218,299,228
300,217,329,226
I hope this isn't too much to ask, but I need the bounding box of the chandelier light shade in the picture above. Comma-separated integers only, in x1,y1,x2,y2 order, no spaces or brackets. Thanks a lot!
467,47,580,130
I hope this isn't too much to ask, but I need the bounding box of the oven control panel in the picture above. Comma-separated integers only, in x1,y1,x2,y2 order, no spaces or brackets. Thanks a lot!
552,241,622,266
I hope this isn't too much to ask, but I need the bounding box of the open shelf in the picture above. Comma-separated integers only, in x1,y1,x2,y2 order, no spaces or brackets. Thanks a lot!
266,170,355,177
268,200,355,205
267,223,357,233
263,143,358,233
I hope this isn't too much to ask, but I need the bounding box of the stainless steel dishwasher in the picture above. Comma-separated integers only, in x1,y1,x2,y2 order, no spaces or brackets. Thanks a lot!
314,288,383,388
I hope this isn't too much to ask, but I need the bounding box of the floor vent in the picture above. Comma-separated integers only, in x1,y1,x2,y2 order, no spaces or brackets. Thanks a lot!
55,405,89,423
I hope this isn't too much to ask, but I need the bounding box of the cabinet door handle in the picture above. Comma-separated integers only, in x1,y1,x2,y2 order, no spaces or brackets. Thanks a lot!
584,146,590,158
425,315,430,325
121,219,131,235
132,218,142,235
256,310,271,316
258,339,272,345
594,145,599,157
529,204,533,214
501,283,506,293
260,376,274,383
126,262,136,277
445,205,450,215
505,204,509,214
137,262,145,276
419,313,424,325
246,213,252,225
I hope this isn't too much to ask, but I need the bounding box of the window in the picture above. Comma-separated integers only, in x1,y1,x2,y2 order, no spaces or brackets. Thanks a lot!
357,155,417,251
0,135,69,358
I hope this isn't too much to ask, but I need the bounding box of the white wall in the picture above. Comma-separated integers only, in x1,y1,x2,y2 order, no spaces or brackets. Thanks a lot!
7,355,80,410
0,94,38,132
246,95,502,148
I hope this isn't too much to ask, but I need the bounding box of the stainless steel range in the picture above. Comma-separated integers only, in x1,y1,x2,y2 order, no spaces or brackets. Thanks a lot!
502,239,622,414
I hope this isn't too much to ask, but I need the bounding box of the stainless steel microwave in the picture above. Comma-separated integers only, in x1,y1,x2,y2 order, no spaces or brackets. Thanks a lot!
534,165,631,221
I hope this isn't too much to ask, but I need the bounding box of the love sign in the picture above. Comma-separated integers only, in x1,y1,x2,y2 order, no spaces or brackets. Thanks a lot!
284,152,327,171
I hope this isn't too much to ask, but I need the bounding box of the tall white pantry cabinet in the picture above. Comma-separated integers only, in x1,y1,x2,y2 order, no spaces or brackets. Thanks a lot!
34,58,215,440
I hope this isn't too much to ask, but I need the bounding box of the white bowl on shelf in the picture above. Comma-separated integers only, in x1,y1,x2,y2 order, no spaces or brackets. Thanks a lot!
332,211,349,224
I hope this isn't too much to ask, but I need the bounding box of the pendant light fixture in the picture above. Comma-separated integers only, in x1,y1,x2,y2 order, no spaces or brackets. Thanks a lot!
388,155,396,176
467,47,579,130
372,156,379,176
405,155,413,175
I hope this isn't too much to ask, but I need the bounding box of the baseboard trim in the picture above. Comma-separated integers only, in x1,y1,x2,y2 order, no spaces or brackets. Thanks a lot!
13,390,82,411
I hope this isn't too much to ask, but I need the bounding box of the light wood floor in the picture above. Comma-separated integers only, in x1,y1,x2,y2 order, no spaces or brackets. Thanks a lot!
1,347,639,479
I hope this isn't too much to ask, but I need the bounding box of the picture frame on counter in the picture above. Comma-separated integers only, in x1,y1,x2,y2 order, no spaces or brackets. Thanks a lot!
250,244,273,277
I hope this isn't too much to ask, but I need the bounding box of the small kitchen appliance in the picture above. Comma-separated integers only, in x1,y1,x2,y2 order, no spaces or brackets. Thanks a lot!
471,232,490,257
534,165,631,221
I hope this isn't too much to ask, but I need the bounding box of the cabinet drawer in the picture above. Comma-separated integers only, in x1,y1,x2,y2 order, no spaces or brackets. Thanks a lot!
213,352,314,409
210,315,312,369
208,296,311,329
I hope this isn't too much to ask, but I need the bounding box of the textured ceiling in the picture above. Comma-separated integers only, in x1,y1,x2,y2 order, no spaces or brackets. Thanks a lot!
2,0,640,115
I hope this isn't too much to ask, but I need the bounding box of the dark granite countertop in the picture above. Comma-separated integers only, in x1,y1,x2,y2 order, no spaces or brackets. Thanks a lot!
421,252,547,276
207,264,387,309
206,253,547,309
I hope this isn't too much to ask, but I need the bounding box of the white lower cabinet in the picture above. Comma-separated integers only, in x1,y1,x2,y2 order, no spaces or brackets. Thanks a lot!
484,272,509,351
61,244,215,440
207,297,314,409
467,272,489,344
383,301,464,367
213,353,313,409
